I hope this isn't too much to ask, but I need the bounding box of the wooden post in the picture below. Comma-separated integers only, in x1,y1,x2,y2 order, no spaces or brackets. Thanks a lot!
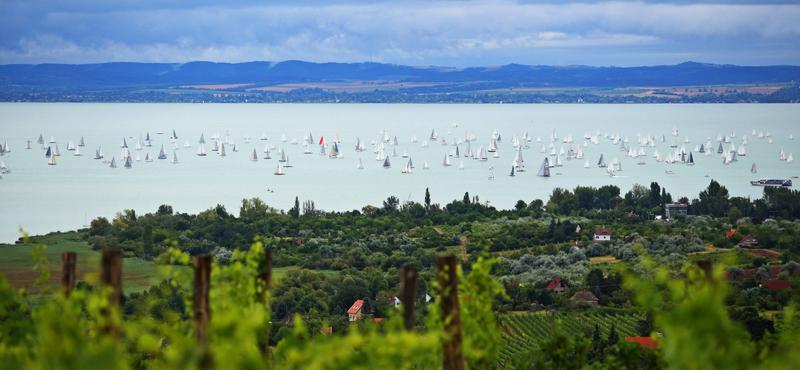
698,259,714,283
194,255,212,349
258,249,273,359
61,252,77,297
100,250,123,306
400,266,418,331
437,255,464,370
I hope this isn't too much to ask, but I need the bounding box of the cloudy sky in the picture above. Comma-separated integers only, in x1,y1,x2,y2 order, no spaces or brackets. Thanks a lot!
1,0,799,67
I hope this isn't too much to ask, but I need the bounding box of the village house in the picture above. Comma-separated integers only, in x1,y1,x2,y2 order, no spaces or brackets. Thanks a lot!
594,227,611,242
347,300,364,322
665,202,688,219
545,278,570,293
569,291,599,307
738,234,759,247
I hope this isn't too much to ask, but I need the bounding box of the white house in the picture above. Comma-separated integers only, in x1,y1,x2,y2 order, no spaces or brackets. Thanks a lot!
594,227,611,242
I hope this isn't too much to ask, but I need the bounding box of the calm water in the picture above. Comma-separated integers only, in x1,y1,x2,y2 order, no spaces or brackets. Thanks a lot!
1,103,799,244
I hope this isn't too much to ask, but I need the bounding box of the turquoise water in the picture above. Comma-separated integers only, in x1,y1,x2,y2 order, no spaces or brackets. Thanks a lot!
1,103,799,243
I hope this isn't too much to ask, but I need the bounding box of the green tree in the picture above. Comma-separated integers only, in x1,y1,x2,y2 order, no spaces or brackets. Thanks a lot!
142,224,153,255
289,197,300,218
157,204,173,216
424,188,431,210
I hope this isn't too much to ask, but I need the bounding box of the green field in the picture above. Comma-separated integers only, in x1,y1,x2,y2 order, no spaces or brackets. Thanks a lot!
0,231,187,294
0,231,337,294
499,311,643,363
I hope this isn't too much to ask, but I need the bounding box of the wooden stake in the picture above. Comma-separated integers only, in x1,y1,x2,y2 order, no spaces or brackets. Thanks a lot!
437,255,464,370
100,249,122,306
258,249,273,359
61,252,77,297
400,266,418,331
194,255,212,349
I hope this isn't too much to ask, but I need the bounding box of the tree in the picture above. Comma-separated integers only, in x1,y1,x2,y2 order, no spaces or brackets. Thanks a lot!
606,323,619,347
649,182,662,209
289,197,300,218
274,301,289,321
302,200,316,217
780,261,800,276
463,192,470,205
383,196,399,213
424,188,431,210
727,266,745,281
753,265,771,280
515,200,527,211
142,224,153,255
697,180,730,217
89,217,111,236
239,197,269,222
157,204,173,216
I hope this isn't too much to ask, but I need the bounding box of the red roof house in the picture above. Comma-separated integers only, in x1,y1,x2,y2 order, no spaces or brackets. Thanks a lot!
725,229,737,237
545,278,570,293
625,337,659,349
738,235,758,247
348,300,364,322
760,280,790,291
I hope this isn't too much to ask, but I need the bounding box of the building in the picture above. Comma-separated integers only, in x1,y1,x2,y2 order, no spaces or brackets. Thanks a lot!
665,202,688,219
545,278,570,293
738,234,759,247
594,227,611,242
569,291,599,307
348,300,364,322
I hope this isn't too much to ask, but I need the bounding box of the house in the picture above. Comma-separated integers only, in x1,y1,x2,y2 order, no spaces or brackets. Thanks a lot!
570,241,584,250
760,280,790,291
378,294,402,308
665,202,687,219
725,229,737,238
545,278,570,293
738,234,758,247
625,337,659,349
594,227,611,242
569,291,599,307
348,300,364,322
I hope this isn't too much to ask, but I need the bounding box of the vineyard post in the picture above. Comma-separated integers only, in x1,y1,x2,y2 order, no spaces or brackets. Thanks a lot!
100,249,122,337
258,249,273,360
400,266,418,331
194,255,212,350
437,254,464,370
61,251,77,297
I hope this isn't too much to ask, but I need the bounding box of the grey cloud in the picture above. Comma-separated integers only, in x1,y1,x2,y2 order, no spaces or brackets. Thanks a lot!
1,1,799,66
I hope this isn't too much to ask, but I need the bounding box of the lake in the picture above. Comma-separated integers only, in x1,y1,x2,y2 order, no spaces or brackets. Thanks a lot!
1,103,799,244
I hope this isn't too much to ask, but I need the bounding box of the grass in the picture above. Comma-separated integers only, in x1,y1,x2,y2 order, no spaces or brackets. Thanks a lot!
0,231,187,294
589,256,620,264
272,266,338,279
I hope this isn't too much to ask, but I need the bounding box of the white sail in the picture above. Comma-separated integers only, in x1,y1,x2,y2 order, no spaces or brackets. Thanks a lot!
443,153,451,166
789,154,794,164
584,159,590,168
537,158,550,177
281,134,287,142
458,161,464,170
48,151,57,165
74,146,82,156
171,151,178,163
135,153,140,161
109,157,117,168
357,159,364,169
219,143,226,157
423,160,429,169
197,144,206,156
251,149,258,161
185,139,191,148
751,163,757,173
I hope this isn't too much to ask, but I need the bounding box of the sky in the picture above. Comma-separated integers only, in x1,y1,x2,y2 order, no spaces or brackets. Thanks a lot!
1,0,799,67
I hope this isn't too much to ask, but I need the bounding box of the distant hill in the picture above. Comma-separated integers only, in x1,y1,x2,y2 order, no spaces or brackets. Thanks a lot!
1,60,798,92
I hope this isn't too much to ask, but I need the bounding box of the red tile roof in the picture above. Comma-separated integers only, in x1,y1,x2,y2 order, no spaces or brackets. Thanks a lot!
546,278,563,290
760,280,790,291
374,318,383,323
625,337,659,349
348,300,364,314
725,229,737,237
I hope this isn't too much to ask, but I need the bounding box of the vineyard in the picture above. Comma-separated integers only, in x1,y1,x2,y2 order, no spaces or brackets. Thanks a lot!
499,311,643,362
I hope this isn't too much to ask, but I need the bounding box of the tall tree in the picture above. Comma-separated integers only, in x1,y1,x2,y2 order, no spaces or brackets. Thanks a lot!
424,187,431,210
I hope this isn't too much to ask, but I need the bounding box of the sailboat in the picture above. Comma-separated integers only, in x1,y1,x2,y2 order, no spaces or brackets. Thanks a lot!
422,140,429,148
232,144,238,152
251,149,258,162
49,136,56,143
584,159,590,168
171,151,179,164
274,165,284,175
637,156,645,165
751,163,757,173
184,139,191,148
281,134,287,142
284,156,293,167
110,157,117,168
443,153,451,167
197,144,207,156
789,154,794,164
52,144,60,156
145,153,153,162
219,143,227,157
124,155,132,169
554,154,563,167
597,154,607,168
121,138,128,148
37,134,44,144
509,166,515,177
402,150,408,158
411,134,417,142
74,146,82,156
158,145,167,159
25,140,31,150
357,159,364,169
383,156,391,169
402,160,413,174
66,140,75,151
458,161,464,170
135,153,140,162
48,151,57,165
537,158,551,177
172,129,178,139
686,152,695,165
423,160,429,169
264,148,271,159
